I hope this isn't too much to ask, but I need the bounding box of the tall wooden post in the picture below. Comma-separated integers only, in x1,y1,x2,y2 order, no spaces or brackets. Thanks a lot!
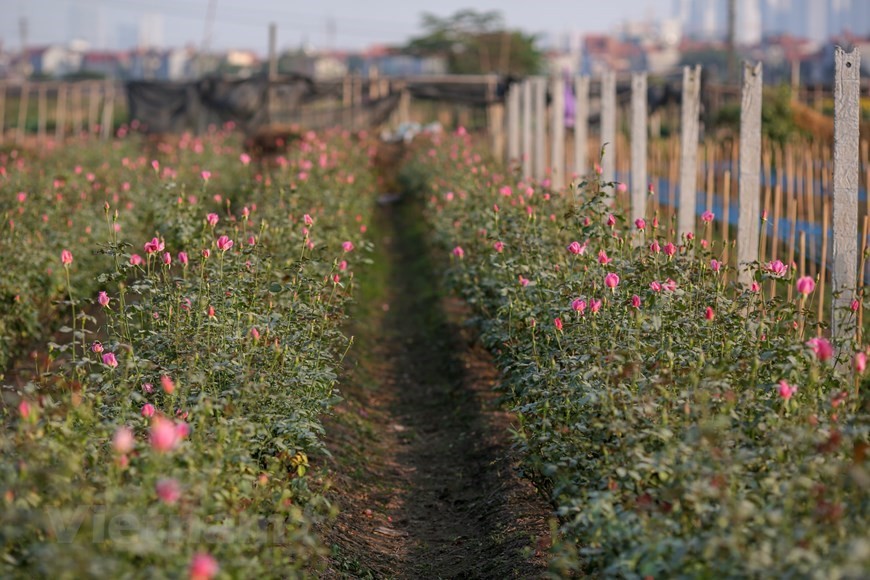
574,75,589,178
600,70,616,186
0,82,5,145
832,47,861,338
522,79,533,179
88,81,100,137
630,72,647,223
533,76,547,182
678,65,702,238
738,62,763,286
16,82,29,144
55,83,67,141
487,74,505,163
72,83,83,136
101,81,114,140
37,83,47,145
507,81,521,167
550,75,565,189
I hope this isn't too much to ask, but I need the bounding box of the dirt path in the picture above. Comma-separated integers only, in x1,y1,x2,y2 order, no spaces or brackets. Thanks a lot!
321,191,554,578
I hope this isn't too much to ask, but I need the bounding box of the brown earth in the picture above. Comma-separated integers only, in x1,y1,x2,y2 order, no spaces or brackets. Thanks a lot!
318,188,555,578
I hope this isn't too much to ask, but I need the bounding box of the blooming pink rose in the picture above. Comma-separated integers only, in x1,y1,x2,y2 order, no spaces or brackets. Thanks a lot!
766,259,787,277
452,246,464,259
112,426,134,454
189,552,219,580
161,375,175,394
710,259,720,272
342,241,354,253
806,337,833,362
650,281,662,292
102,352,118,368
141,403,156,418
98,291,110,307
130,254,143,266
701,210,715,223
567,241,585,255
590,298,602,313
571,299,586,313
156,478,181,504
631,295,641,308
178,252,189,265
604,273,620,289
144,237,164,254
635,218,646,231
150,416,180,453
216,235,233,252
598,250,611,265
663,242,676,256
206,213,219,227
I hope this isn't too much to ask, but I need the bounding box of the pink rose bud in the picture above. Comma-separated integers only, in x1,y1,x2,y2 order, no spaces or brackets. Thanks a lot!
161,375,175,394
141,403,156,417
102,352,119,368
206,213,219,227
571,299,586,313
554,317,563,331
635,218,646,230
631,294,641,308
796,276,815,295
778,379,796,400
604,273,620,289
701,210,715,223
61,249,73,265
130,254,144,266
452,246,464,259
342,241,354,252
854,351,867,373
705,306,715,321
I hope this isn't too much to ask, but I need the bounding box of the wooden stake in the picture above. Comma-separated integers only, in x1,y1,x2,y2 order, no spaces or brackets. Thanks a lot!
818,198,830,335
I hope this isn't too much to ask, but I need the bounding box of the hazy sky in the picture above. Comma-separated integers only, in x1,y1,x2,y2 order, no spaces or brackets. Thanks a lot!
0,0,664,53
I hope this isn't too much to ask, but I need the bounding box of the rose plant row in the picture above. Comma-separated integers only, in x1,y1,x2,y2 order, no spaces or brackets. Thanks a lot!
404,134,869,577
2,127,376,577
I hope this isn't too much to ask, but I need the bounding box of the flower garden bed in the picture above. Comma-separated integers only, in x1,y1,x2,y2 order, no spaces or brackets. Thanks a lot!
1,128,376,577
404,132,870,577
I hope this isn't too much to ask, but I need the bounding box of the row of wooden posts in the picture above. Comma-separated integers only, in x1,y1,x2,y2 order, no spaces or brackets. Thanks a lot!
0,80,119,144
502,47,863,340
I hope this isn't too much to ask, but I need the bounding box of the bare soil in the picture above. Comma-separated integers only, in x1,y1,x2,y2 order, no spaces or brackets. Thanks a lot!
319,190,554,579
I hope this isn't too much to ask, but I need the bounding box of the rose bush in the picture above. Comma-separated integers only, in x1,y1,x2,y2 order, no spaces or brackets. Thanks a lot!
405,133,870,577
2,127,375,577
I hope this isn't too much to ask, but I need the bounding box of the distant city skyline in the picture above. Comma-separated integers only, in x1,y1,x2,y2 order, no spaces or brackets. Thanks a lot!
1,0,868,55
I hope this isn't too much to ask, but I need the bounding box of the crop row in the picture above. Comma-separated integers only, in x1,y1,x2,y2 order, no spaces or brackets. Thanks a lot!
1,129,375,577
407,133,870,577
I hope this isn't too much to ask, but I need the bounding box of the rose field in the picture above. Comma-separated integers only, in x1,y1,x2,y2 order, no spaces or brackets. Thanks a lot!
0,122,868,578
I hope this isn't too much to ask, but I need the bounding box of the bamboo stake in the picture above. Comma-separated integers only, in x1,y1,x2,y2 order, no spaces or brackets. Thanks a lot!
818,198,830,336
770,184,783,298
800,231,807,278
722,170,731,266
786,192,797,302
16,82,29,144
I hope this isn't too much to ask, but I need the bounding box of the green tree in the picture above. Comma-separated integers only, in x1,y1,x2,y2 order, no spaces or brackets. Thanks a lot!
403,9,541,75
